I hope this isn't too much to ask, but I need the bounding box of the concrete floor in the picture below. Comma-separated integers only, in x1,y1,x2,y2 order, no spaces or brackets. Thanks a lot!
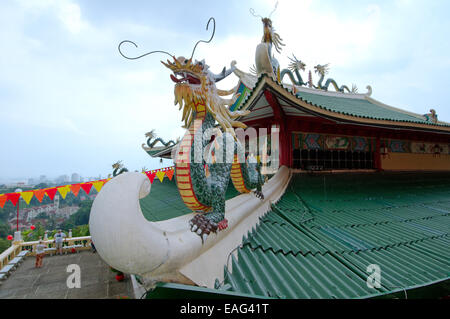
0,250,133,299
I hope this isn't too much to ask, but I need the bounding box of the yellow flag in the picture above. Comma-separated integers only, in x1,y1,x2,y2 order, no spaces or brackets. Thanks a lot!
20,191,34,205
156,171,165,182
92,181,104,193
57,185,71,199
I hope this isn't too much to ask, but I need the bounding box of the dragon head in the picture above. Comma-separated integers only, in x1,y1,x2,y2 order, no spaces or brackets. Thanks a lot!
261,17,284,54
288,55,306,72
112,160,124,170
162,56,250,134
314,64,330,77
162,56,212,128
145,130,155,139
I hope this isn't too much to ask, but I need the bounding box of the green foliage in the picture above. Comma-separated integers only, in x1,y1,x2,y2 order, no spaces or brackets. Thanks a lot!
61,200,93,230
21,224,46,242
0,239,11,254
36,212,48,219
72,224,90,237
0,222,11,238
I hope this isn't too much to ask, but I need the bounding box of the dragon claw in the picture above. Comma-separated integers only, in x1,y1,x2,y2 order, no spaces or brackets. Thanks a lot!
254,190,264,200
189,214,228,243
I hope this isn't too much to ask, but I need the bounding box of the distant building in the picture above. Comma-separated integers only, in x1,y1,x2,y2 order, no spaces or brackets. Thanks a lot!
71,173,81,183
56,175,70,184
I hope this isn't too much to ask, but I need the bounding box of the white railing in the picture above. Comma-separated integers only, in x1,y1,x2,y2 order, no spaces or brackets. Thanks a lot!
0,236,93,269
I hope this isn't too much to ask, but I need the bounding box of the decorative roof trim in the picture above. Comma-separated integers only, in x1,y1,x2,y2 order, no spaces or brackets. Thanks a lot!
281,82,368,100
240,75,450,133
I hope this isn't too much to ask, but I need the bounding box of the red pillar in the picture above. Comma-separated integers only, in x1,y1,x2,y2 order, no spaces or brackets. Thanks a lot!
264,90,289,168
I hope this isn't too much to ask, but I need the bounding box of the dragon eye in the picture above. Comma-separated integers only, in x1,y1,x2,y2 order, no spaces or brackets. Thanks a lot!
184,59,188,64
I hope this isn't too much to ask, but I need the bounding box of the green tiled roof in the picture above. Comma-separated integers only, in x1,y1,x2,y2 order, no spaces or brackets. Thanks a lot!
239,74,450,128
139,177,241,222
295,91,431,124
218,172,450,299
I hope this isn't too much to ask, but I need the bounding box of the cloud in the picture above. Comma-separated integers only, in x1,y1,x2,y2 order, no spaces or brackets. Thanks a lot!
16,0,88,33
0,0,449,181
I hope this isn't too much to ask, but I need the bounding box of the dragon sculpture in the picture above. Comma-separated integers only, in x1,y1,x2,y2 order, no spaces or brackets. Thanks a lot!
314,64,356,93
142,130,178,149
112,161,128,177
424,109,438,123
280,55,308,86
255,17,285,80
162,56,266,242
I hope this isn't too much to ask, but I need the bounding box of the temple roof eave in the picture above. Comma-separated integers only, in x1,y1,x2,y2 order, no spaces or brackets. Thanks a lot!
237,75,450,134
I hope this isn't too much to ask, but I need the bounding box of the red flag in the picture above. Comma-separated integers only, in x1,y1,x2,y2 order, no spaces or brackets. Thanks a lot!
0,195,6,208
33,189,46,202
45,188,58,201
80,183,93,195
166,169,174,180
6,193,21,206
145,171,156,184
70,184,81,197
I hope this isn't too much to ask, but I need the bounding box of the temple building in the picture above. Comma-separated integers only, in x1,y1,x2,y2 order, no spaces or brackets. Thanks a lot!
90,15,450,299
233,74,450,172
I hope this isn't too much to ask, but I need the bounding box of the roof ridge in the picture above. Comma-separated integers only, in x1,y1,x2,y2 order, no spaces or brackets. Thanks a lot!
365,95,430,122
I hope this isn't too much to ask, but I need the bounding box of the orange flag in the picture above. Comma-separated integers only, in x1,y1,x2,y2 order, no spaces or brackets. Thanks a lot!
0,195,6,208
33,189,46,202
166,169,174,180
70,184,81,197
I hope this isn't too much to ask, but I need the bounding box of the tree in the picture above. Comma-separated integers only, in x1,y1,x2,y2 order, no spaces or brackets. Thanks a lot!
61,200,93,229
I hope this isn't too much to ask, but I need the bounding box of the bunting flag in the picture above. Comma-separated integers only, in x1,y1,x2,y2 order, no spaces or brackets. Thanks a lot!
0,165,175,206
0,195,6,208
156,171,165,183
20,191,34,205
57,185,71,199
7,193,21,206
70,184,81,197
92,181,105,193
45,188,58,201
165,169,174,180
33,189,46,203
145,171,156,184
80,183,93,195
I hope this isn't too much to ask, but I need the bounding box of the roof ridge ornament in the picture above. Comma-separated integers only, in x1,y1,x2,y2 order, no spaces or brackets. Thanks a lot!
253,3,284,81
424,109,438,123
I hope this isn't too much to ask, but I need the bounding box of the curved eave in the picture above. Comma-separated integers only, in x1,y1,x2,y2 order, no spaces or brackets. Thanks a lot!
240,75,450,134
142,144,175,159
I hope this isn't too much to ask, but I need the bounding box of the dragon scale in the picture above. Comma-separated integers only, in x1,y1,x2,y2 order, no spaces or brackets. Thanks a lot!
164,56,265,239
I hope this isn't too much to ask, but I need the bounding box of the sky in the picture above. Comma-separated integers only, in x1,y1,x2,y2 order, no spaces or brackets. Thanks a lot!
1,0,449,183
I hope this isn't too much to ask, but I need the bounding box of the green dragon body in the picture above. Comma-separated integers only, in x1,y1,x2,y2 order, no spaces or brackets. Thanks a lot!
163,56,265,241
314,64,352,93
112,161,129,177
144,130,177,148
280,55,307,86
